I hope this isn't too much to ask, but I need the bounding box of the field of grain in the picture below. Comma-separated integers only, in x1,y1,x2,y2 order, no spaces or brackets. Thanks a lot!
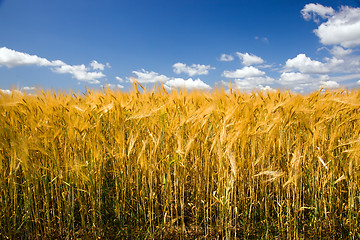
1,85,360,239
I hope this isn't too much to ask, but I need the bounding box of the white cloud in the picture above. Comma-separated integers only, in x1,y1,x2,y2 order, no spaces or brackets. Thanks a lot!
330,46,353,57
219,54,234,62
90,60,110,71
220,75,274,91
0,47,63,67
165,78,212,91
302,4,360,48
52,64,104,84
130,69,212,91
320,46,360,73
0,88,26,95
236,52,264,66
279,72,338,92
284,54,333,74
22,86,36,91
132,69,170,83
285,53,360,76
321,80,339,89
173,63,215,76
0,47,106,84
280,72,310,83
101,83,124,89
222,66,265,78
116,76,124,82
259,85,275,91
279,72,311,92
0,89,12,95
301,3,335,22
233,76,274,91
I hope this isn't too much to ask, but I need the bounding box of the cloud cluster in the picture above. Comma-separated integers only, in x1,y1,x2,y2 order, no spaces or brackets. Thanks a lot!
0,47,107,84
222,66,265,78
219,54,234,62
0,86,37,95
219,50,274,91
221,64,274,90
131,69,211,91
132,69,170,83
101,83,124,89
284,54,337,74
0,47,62,67
271,3,360,92
236,52,264,66
127,63,214,91
329,46,353,58
115,76,124,82
90,60,110,71
301,3,335,22
232,76,275,91
278,72,341,92
173,63,215,76
166,78,212,91
53,64,105,84
281,54,345,91
302,4,360,47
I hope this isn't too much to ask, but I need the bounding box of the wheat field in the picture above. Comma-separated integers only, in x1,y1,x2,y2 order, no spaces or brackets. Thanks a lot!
0,85,360,239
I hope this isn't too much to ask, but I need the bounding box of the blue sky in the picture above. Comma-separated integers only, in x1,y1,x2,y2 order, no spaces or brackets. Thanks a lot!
1,0,360,93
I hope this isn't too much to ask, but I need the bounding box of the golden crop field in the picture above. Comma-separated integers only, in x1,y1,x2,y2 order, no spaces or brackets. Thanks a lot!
1,85,360,239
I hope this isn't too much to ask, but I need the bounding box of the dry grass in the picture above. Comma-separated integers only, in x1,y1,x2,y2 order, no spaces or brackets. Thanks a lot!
1,86,360,239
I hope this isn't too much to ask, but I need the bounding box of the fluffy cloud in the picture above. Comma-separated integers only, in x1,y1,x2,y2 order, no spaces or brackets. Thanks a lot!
172,63,215,76
0,47,106,84
220,76,274,92
302,4,360,48
165,78,212,91
132,69,170,83
220,64,274,91
236,52,264,66
130,69,212,91
320,80,339,89
0,47,63,67
222,66,265,78
286,3,360,92
301,3,335,22
279,72,311,84
233,76,274,91
329,46,353,57
219,54,234,62
22,86,36,91
285,54,335,74
52,64,104,84
316,46,360,73
90,60,110,71
101,83,124,89
278,72,340,92
116,76,124,82
0,89,12,95
285,53,360,76
0,88,36,95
